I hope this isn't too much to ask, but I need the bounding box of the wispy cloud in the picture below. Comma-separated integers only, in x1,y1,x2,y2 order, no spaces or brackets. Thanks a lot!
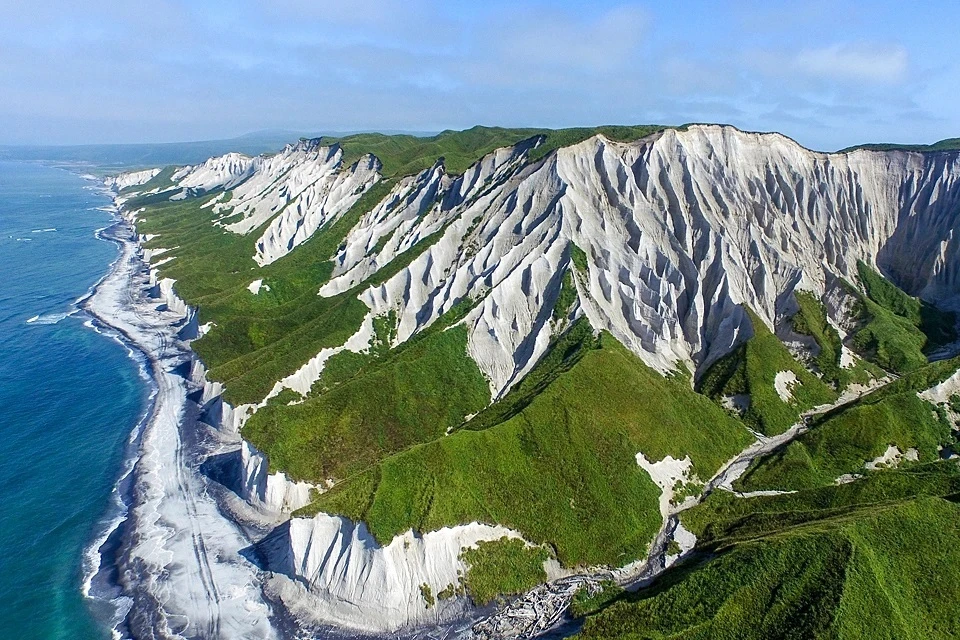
793,43,908,84
492,5,648,74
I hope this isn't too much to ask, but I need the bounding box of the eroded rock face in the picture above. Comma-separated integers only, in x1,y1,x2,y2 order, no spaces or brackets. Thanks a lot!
169,140,383,266
171,152,256,192
259,514,523,632
104,168,160,190
318,126,960,395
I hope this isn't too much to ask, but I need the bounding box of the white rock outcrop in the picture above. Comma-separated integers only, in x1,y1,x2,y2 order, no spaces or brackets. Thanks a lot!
263,514,523,632
104,168,160,190
774,370,799,402
238,440,315,513
171,152,256,192
865,445,920,470
636,452,697,517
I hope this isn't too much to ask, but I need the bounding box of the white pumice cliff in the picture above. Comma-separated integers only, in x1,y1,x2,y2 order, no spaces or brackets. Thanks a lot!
105,124,960,637
104,167,160,191
309,125,960,390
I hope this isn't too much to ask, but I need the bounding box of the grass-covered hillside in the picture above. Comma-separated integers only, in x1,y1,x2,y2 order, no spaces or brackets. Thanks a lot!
699,309,837,435
840,137,960,153
791,290,885,388
297,321,752,567
328,124,672,178
853,262,956,372
736,357,960,492
579,484,960,639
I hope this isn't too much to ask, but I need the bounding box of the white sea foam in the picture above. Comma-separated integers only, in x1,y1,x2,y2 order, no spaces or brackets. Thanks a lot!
25,310,76,324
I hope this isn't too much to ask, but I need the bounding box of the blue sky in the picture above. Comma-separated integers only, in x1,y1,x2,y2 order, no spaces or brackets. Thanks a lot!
1,0,958,150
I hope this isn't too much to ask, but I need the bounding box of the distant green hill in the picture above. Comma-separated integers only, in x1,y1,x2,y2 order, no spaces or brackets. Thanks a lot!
839,137,960,153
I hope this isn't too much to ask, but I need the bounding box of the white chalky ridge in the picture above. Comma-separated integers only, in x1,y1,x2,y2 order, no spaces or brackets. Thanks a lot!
104,168,160,190
316,126,960,398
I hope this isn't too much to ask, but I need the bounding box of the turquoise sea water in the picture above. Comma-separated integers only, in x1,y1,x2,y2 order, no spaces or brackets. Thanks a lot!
0,162,146,639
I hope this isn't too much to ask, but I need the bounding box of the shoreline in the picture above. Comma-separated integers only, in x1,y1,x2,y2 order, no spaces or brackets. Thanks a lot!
80,212,279,639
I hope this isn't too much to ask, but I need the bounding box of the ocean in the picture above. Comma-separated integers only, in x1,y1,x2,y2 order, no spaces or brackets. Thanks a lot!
0,161,147,639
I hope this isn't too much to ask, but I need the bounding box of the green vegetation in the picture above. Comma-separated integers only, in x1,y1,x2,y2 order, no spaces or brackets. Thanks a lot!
699,309,837,435
839,137,960,153
327,124,671,179
570,580,624,618
852,262,955,373
301,324,751,566
461,317,599,433
552,270,578,322
330,126,543,178
792,290,883,388
243,323,490,481
133,190,378,405
581,460,960,639
525,125,673,163
419,583,435,608
459,537,549,605
685,461,960,543
569,242,589,272
736,358,960,492
580,495,960,639
437,580,465,601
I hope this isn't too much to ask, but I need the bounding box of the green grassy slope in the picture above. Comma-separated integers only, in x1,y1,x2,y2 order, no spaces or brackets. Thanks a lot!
699,309,837,435
133,191,376,404
852,262,956,373
579,464,960,639
736,358,960,492
460,537,549,605
792,290,884,388
839,138,960,153
299,322,751,567
243,323,490,481
328,124,672,178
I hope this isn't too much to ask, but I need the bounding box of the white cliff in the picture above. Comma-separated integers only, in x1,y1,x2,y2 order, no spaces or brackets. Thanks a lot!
104,167,160,190
171,152,256,192
263,514,524,632
165,140,383,266
318,126,960,395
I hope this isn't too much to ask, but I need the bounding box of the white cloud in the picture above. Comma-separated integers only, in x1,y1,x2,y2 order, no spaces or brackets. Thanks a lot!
492,5,649,74
793,43,908,84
